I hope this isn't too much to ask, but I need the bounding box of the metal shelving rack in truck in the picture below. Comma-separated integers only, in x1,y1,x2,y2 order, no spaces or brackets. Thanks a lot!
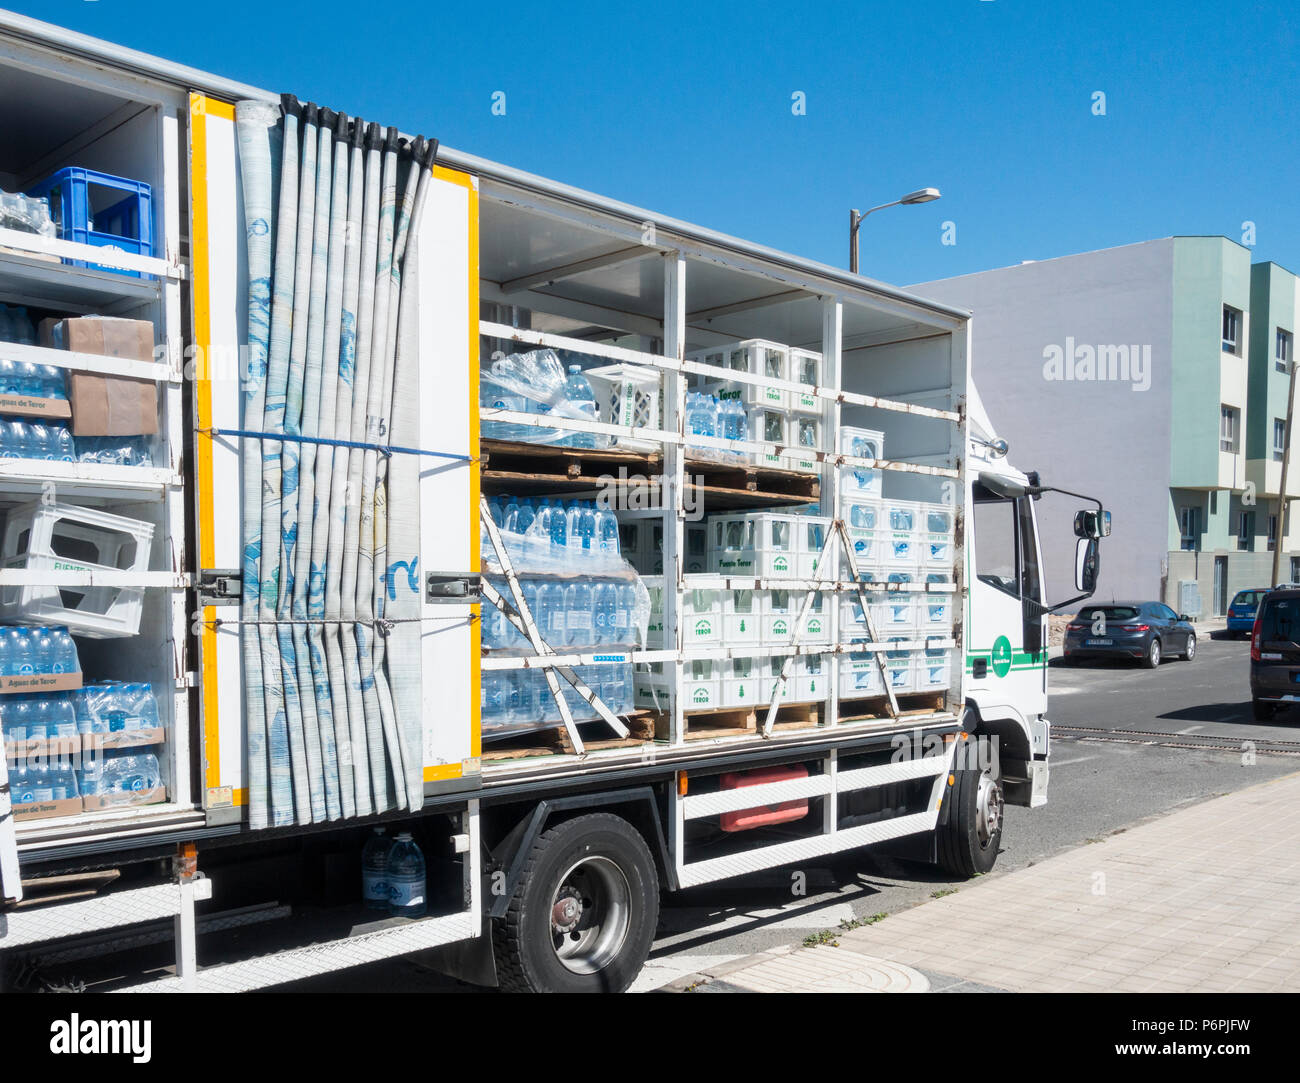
0,8,1097,994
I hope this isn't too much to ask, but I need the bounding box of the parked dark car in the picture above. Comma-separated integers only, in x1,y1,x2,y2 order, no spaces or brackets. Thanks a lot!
1249,587,1300,720
1063,601,1196,668
1227,588,1270,638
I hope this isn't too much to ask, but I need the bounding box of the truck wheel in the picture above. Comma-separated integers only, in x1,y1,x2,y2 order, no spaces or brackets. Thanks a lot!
492,812,659,993
1141,637,1162,668
936,735,1003,878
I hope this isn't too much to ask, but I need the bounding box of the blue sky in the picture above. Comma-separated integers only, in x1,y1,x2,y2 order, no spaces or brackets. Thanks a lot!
14,0,1300,284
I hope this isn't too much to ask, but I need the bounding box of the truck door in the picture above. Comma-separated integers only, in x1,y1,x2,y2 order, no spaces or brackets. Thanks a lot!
965,481,1048,724
188,95,482,820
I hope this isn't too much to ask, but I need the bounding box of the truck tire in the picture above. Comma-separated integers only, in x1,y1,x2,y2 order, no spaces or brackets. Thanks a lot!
936,735,1003,878
492,812,659,993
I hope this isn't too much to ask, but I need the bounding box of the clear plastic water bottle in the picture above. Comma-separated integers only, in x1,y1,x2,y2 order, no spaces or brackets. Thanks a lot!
52,423,75,462
48,694,77,739
12,627,34,675
596,507,619,555
48,755,78,800
132,683,160,731
387,832,426,917
592,581,612,645
566,580,594,647
483,672,507,727
536,581,565,646
548,497,568,553
361,826,393,910
101,751,161,794
562,364,598,450
51,627,78,674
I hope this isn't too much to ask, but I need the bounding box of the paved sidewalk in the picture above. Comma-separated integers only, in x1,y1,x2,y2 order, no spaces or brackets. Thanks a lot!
663,770,1300,993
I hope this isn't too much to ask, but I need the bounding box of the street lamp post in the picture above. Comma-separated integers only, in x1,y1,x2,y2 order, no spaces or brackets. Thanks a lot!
848,187,941,274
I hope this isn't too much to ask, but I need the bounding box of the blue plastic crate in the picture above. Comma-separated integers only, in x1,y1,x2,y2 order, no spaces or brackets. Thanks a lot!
26,167,154,278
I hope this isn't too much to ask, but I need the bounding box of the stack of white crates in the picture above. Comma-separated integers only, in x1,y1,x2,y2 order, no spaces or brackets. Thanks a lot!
835,426,956,697
706,511,830,579
687,338,821,473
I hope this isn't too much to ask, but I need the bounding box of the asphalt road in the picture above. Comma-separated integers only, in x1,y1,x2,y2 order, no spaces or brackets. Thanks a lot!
286,628,1297,992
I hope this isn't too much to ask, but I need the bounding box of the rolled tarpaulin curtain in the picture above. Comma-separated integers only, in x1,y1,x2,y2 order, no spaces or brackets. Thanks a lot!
235,98,437,826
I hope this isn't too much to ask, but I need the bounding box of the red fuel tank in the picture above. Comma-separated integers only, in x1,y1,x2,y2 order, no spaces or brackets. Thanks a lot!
719,764,810,833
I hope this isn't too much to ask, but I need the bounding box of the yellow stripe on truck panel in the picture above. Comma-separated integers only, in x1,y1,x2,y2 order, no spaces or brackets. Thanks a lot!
189,92,223,797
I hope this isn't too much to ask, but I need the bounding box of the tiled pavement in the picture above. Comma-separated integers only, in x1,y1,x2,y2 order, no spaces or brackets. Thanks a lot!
663,770,1300,993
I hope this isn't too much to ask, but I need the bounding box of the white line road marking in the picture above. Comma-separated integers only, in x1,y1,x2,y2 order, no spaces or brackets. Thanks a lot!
1050,755,1100,767
1177,725,1204,734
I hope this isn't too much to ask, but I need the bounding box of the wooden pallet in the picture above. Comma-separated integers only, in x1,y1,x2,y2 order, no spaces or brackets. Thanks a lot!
479,439,819,509
481,711,656,761
656,700,821,742
837,691,948,723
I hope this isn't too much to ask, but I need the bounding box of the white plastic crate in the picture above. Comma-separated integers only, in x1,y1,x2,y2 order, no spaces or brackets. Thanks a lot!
840,640,884,697
586,363,661,452
795,653,829,703
918,501,956,569
761,587,830,645
788,348,822,414
796,516,831,579
881,638,919,693
748,405,788,469
644,576,722,647
916,644,953,690
0,501,154,638
683,657,721,710
838,426,885,500
761,656,795,705
707,512,800,577
689,339,790,410
720,655,762,708
881,499,923,566
788,414,821,472
722,587,761,642
917,572,956,630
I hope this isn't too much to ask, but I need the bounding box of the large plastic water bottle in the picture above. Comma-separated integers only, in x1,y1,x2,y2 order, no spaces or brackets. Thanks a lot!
482,672,506,727
101,752,161,794
52,424,75,462
567,501,595,561
361,827,393,910
387,832,427,917
561,365,598,450
8,696,32,741
615,583,634,645
548,497,568,554
9,307,35,345
132,683,161,731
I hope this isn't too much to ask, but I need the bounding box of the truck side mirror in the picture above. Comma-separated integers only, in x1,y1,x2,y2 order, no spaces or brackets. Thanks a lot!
1075,537,1099,592
1074,509,1112,539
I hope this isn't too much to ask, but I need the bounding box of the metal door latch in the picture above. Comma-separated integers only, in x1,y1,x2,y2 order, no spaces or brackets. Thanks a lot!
425,572,481,604
198,569,242,607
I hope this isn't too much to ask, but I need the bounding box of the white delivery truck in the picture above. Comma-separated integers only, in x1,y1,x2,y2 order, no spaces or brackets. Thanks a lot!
0,9,1108,993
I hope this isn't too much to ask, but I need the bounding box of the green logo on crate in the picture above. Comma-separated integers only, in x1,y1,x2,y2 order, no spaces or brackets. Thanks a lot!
774,555,789,572
693,619,713,637
992,636,1013,678
808,618,823,635
773,619,788,636
693,688,711,704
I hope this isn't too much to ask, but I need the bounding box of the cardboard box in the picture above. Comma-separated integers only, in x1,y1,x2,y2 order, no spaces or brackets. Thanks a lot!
39,316,159,437
0,671,82,695
13,795,82,822
0,393,71,419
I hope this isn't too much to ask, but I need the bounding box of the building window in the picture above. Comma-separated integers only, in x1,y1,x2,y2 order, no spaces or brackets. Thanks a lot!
1238,510,1254,551
1277,328,1293,373
1291,556,1300,584
1223,305,1242,354
1178,507,1200,551
1269,514,1278,551
1210,490,1219,515
1275,418,1287,462
1220,405,1239,453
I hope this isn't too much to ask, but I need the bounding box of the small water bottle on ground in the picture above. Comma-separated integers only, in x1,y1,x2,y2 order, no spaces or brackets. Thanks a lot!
387,832,427,917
